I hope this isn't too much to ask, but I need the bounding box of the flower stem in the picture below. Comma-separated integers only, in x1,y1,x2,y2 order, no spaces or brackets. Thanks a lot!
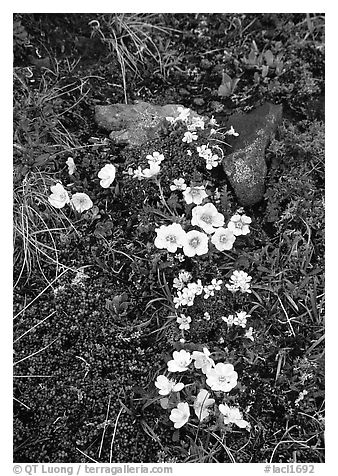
157,179,176,216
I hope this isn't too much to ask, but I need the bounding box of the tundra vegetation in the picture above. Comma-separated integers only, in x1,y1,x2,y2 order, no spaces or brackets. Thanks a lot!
13,13,324,463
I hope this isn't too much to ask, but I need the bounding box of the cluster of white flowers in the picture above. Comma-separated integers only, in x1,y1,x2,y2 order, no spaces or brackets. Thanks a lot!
166,107,205,130
154,202,252,256
130,151,164,181
226,270,252,294
222,311,251,328
155,348,249,429
48,182,93,214
173,270,192,290
71,267,89,287
294,389,308,407
196,144,222,170
49,161,119,212
173,275,222,309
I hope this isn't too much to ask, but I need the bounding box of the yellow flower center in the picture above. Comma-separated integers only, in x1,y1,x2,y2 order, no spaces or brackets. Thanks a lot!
166,234,177,243
189,237,200,248
202,214,213,224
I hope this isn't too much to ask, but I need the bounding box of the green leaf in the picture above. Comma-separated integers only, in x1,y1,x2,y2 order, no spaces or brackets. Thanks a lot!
160,398,169,409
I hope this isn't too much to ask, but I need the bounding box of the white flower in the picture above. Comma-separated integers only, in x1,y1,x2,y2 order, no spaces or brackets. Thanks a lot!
170,178,187,191
177,106,191,122
169,402,190,429
197,144,212,160
219,404,250,429
142,162,161,179
209,115,219,127
183,230,209,257
173,278,184,290
203,286,214,299
234,311,250,328
183,185,208,205
166,116,176,125
155,375,184,396
211,228,236,251
71,192,93,213
192,348,215,375
225,125,239,137
208,279,223,291
178,271,192,283
123,167,134,176
147,152,164,165
167,350,192,373
48,183,70,209
154,223,187,253
295,390,308,406
191,116,205,130
181,287,196,307
187,117,205,131
203,312,211,321
173,291,187,308
226,270,252,294
182,131,198,143
146,151,165,165
193,389,215,421
187,150,192,156
191,202,225,234
214,188,221,201
177,314,192,330
205,154,221,170
187,279,203,296
222,315,235,327
66,157,76,175
98,164,116,188
206,363,238,392
227,214,252,236
133,166,144,180
244,327,254,342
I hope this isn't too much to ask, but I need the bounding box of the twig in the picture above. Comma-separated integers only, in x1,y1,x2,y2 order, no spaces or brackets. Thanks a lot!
14,268,70,319
13,338,59,366
13,397,31,410
76,448,99,463
98,395,112,458
13,311,56,343
109,407,124,463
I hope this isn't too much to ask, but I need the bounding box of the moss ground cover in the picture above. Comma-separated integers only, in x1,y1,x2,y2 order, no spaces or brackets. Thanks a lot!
13,13,324,463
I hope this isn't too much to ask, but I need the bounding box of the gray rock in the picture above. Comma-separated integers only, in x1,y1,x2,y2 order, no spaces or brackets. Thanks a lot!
221,103,283,206
94,100,202,147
